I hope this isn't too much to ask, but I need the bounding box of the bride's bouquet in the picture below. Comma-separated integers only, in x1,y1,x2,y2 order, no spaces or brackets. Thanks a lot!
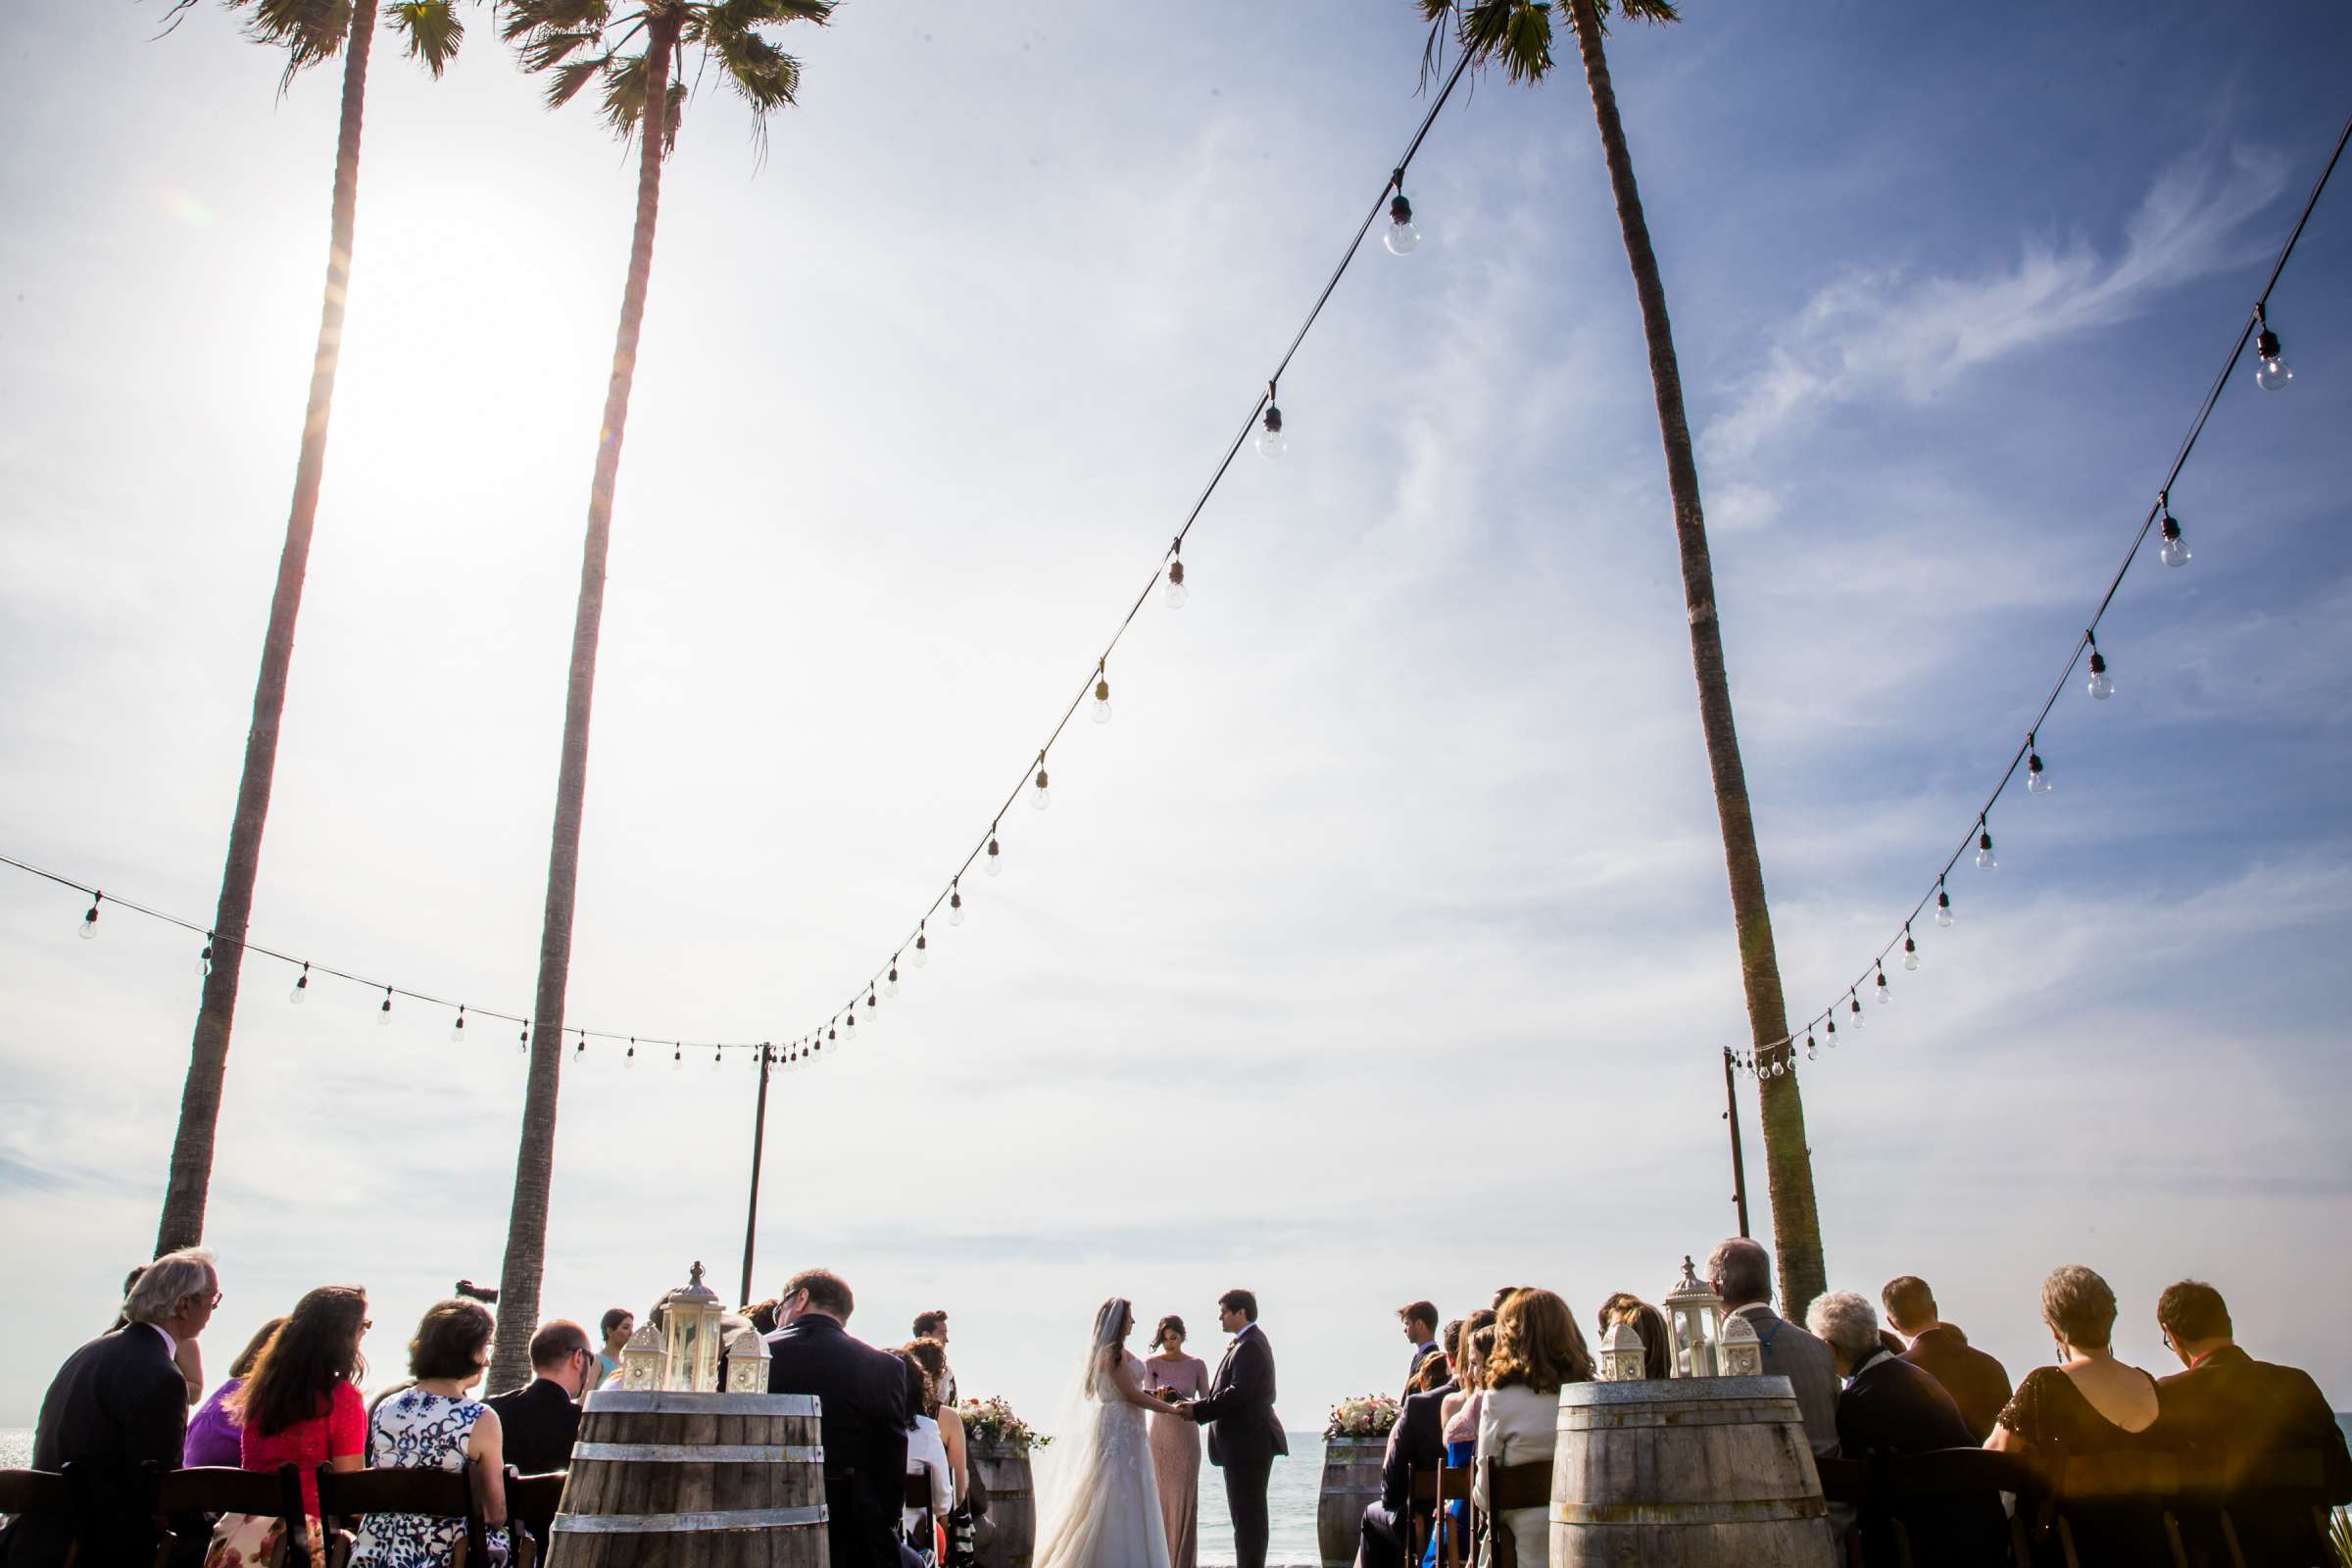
958,1396,1053,1453
1325,1394,1402,1440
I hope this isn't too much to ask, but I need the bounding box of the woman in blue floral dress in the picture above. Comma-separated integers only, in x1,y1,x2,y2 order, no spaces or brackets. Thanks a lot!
352,1298,511,1566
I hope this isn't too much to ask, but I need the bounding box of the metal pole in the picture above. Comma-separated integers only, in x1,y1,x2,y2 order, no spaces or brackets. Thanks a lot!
739,1045,773,1306
1722,1049,1751,1239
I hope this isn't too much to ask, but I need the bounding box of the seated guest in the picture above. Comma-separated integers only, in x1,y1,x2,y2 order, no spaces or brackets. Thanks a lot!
118,1263,206,1405
1708,1238,1840,1457
1,1248,219,1567
596,1307,634,1383
895,1347,955,1554
905,1340,969,1499
350,1299,510,1567
1432,1325,1493,1568
767,1269,913,1568
913,1309,957,1404
2152,1279,2352,1565
487,1320,592,1547
1473,1289,1590,1568
749,1298,783,1335
183,1315,285,1469
1360,1340,1456,1568
1808,1292,2003,1568
1594,1293,1673,1381
231,1285,369,1521
1883,1274,2013,1443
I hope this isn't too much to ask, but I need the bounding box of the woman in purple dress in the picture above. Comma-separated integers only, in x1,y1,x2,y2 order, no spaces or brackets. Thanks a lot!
182,1316,286,1468
1145,1314,1210,1568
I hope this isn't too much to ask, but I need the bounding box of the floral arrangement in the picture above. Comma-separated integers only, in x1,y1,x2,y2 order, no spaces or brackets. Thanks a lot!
1325,1394,1402,1440
958,1396,1052,1453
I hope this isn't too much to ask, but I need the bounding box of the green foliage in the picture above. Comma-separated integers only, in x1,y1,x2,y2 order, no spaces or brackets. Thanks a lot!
1416,0,1679,84
159,0,478,89
387,0,465,76
503,0,834,154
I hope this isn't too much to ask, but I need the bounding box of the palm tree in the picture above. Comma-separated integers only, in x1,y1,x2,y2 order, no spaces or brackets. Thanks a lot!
487,0,832,1391
1421,0,1826,1312
153,0,471,1256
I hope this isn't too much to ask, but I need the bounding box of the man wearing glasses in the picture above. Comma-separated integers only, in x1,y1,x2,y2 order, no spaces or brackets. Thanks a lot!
2,1247,220,1566
488,1319,595,1548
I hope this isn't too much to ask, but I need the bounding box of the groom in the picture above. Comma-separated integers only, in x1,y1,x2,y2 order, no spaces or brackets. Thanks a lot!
1183,1289,1287,1568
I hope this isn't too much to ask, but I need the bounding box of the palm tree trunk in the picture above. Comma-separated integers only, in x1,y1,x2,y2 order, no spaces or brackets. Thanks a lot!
155,0,379,1257
1563,0,1826,1314
487,10,682,1393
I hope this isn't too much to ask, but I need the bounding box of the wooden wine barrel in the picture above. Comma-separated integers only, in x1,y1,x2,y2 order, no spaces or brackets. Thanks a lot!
1549,1377,1833,1568
550,1390,828,1568
969,1443,1036,1568
1318,1436,1386,1567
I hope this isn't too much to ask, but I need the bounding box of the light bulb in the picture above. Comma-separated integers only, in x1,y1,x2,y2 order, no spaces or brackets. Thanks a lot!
453,1008,467,1044
377,990,393,1027
885,963,901,999
1384,194,1420,256
1875,969,1889,1003
2028,752,2052,795
949,887,964,926
673,1044,682,1068
1031,765,1052,810
574,1036,584,1061
912,929,929,966
2159,514,2190,569
2254,327,2292,391
200,938,214,976
711,1047,722,1070
1976,829,1997,871
1936,888,1954,927
291,965,311,1004
1255,405,1286,459
1902,934,1919,972
1806,1038,1817,1061
985,834,1003,876
1093,676,1112,725
1826,1017,1838,1046
2086,651,2113,701
1164,559,1188,609
78,900,99,940
1849,995,1864,1028
626,1041,637,1068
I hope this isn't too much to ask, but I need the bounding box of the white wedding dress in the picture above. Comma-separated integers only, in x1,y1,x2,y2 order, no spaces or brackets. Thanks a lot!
1034,1336,1171,1568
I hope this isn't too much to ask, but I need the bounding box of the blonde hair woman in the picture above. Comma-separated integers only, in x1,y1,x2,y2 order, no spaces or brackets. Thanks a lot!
1471,1292,1590,1568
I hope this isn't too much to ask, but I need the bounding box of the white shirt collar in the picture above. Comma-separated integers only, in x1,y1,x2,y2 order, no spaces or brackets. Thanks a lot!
147,1321,178,1361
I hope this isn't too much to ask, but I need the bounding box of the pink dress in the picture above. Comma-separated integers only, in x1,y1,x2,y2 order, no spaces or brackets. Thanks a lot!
1146,1353,1209,1568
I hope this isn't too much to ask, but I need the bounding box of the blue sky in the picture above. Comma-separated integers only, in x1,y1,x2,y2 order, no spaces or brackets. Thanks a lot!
2,0,2349,1431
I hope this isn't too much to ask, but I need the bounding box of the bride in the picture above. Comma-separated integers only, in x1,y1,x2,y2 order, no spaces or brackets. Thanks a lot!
1034,1298,1191,1568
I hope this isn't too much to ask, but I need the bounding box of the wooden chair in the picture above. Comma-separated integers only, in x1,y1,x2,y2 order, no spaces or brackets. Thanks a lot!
315,1463,488,1568
0,1468,75,1567
1431,1462,1474,1568
2053,1450,2189,1568
502,1469,567,1568
2209,1447,2338,1568
149,1463,313,1568
1872,1446,2035,1568
1811,1456,1867,1568
1405,1466,1442,1561
1476,1457,1551,1568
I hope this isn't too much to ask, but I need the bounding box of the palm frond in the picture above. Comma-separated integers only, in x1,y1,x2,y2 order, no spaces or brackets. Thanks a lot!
597,51,687,150
703,20,802,113
520,25,602,72
501,0,611,46
1452,0,1553,82
546,51,612,108
386,0,465,75
225,0,351,83
1614,0,1681,22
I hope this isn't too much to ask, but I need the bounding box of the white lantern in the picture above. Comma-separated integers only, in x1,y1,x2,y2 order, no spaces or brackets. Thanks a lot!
661,1262,726,1393
620,1320,665,1391
1596,1319,1647,1383
724,1324,769,1395
1718,1312,1763,1377
1662,1255,1727,1379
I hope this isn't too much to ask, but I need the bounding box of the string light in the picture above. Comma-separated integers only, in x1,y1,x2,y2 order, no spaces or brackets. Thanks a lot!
291,961,311,1004
2085,631,2114,701
913,923,929,966
1805,1033,1818,1061
519,1021,530,1049
1384,172,1421,255
200,931,215,977
1825,1015,1838,1046
79,891,100,940
1936,881,1954,928
453,1004,467,1044
2158,496,2190,569
1976,820,1997,872
1032,753,1052,810
885,958,901,998
2027,736,2052,795
948,880,964,926
2254,303,2293,390
627,1037,637,1067
985,829,1003,876
377,986,393,1027
1164,542,1188,610
1255,384,1287,459
574,1032,584,1061
1902,926,1919,972
1847,991,1864,1029
1093,663,1113,725
672,1043,682,1067
711,1045,722,1069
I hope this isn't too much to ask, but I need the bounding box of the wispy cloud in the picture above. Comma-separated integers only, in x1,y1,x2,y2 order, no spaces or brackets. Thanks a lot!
1701,143,2290,466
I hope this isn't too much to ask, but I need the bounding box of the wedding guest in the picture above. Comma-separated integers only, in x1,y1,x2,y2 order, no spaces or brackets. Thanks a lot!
596,1306,634,1382
117,1262,206,1405
350,1298,510,1567
1882,1274,2013,1443
486,1321,591,1547
1398,1301,1441,1386
1144,1315,1208,1568
1362,1341,1455,1568
1808,1292,2001,1568
2,1248,219,1567
1408,1354,1451,1396
183,1315,285,1468
1594,1294,1673,1382
231,1285,368,1520
766,1268,913,1568
1433,1325,1493,1568
1473,1289,1590,1568
895,1348,954,1552
1489,1287,1529,1310
2151,1279,2352,1564
749,1298,783,1335
1708,1238,1839,1457
914,1309,957,1404
905,1340,971,1499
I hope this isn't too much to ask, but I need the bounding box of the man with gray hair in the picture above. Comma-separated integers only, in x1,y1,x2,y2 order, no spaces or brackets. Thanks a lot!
1706,1237,1840,1457
1,1249,220,1566
1806,1291,2000,1568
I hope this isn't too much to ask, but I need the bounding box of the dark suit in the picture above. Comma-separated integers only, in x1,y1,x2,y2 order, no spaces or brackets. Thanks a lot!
1836,1352,2005,1568
1,1325,189,1567
1359,1382,1453,1568
766,1315,914,1568
1191,1324,1286,1568
486,1377,582,1547
1898,1322,2013,1445
1731,1304,1841,1458
1405,1342,1441,1389
2155,1344,2352,1566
